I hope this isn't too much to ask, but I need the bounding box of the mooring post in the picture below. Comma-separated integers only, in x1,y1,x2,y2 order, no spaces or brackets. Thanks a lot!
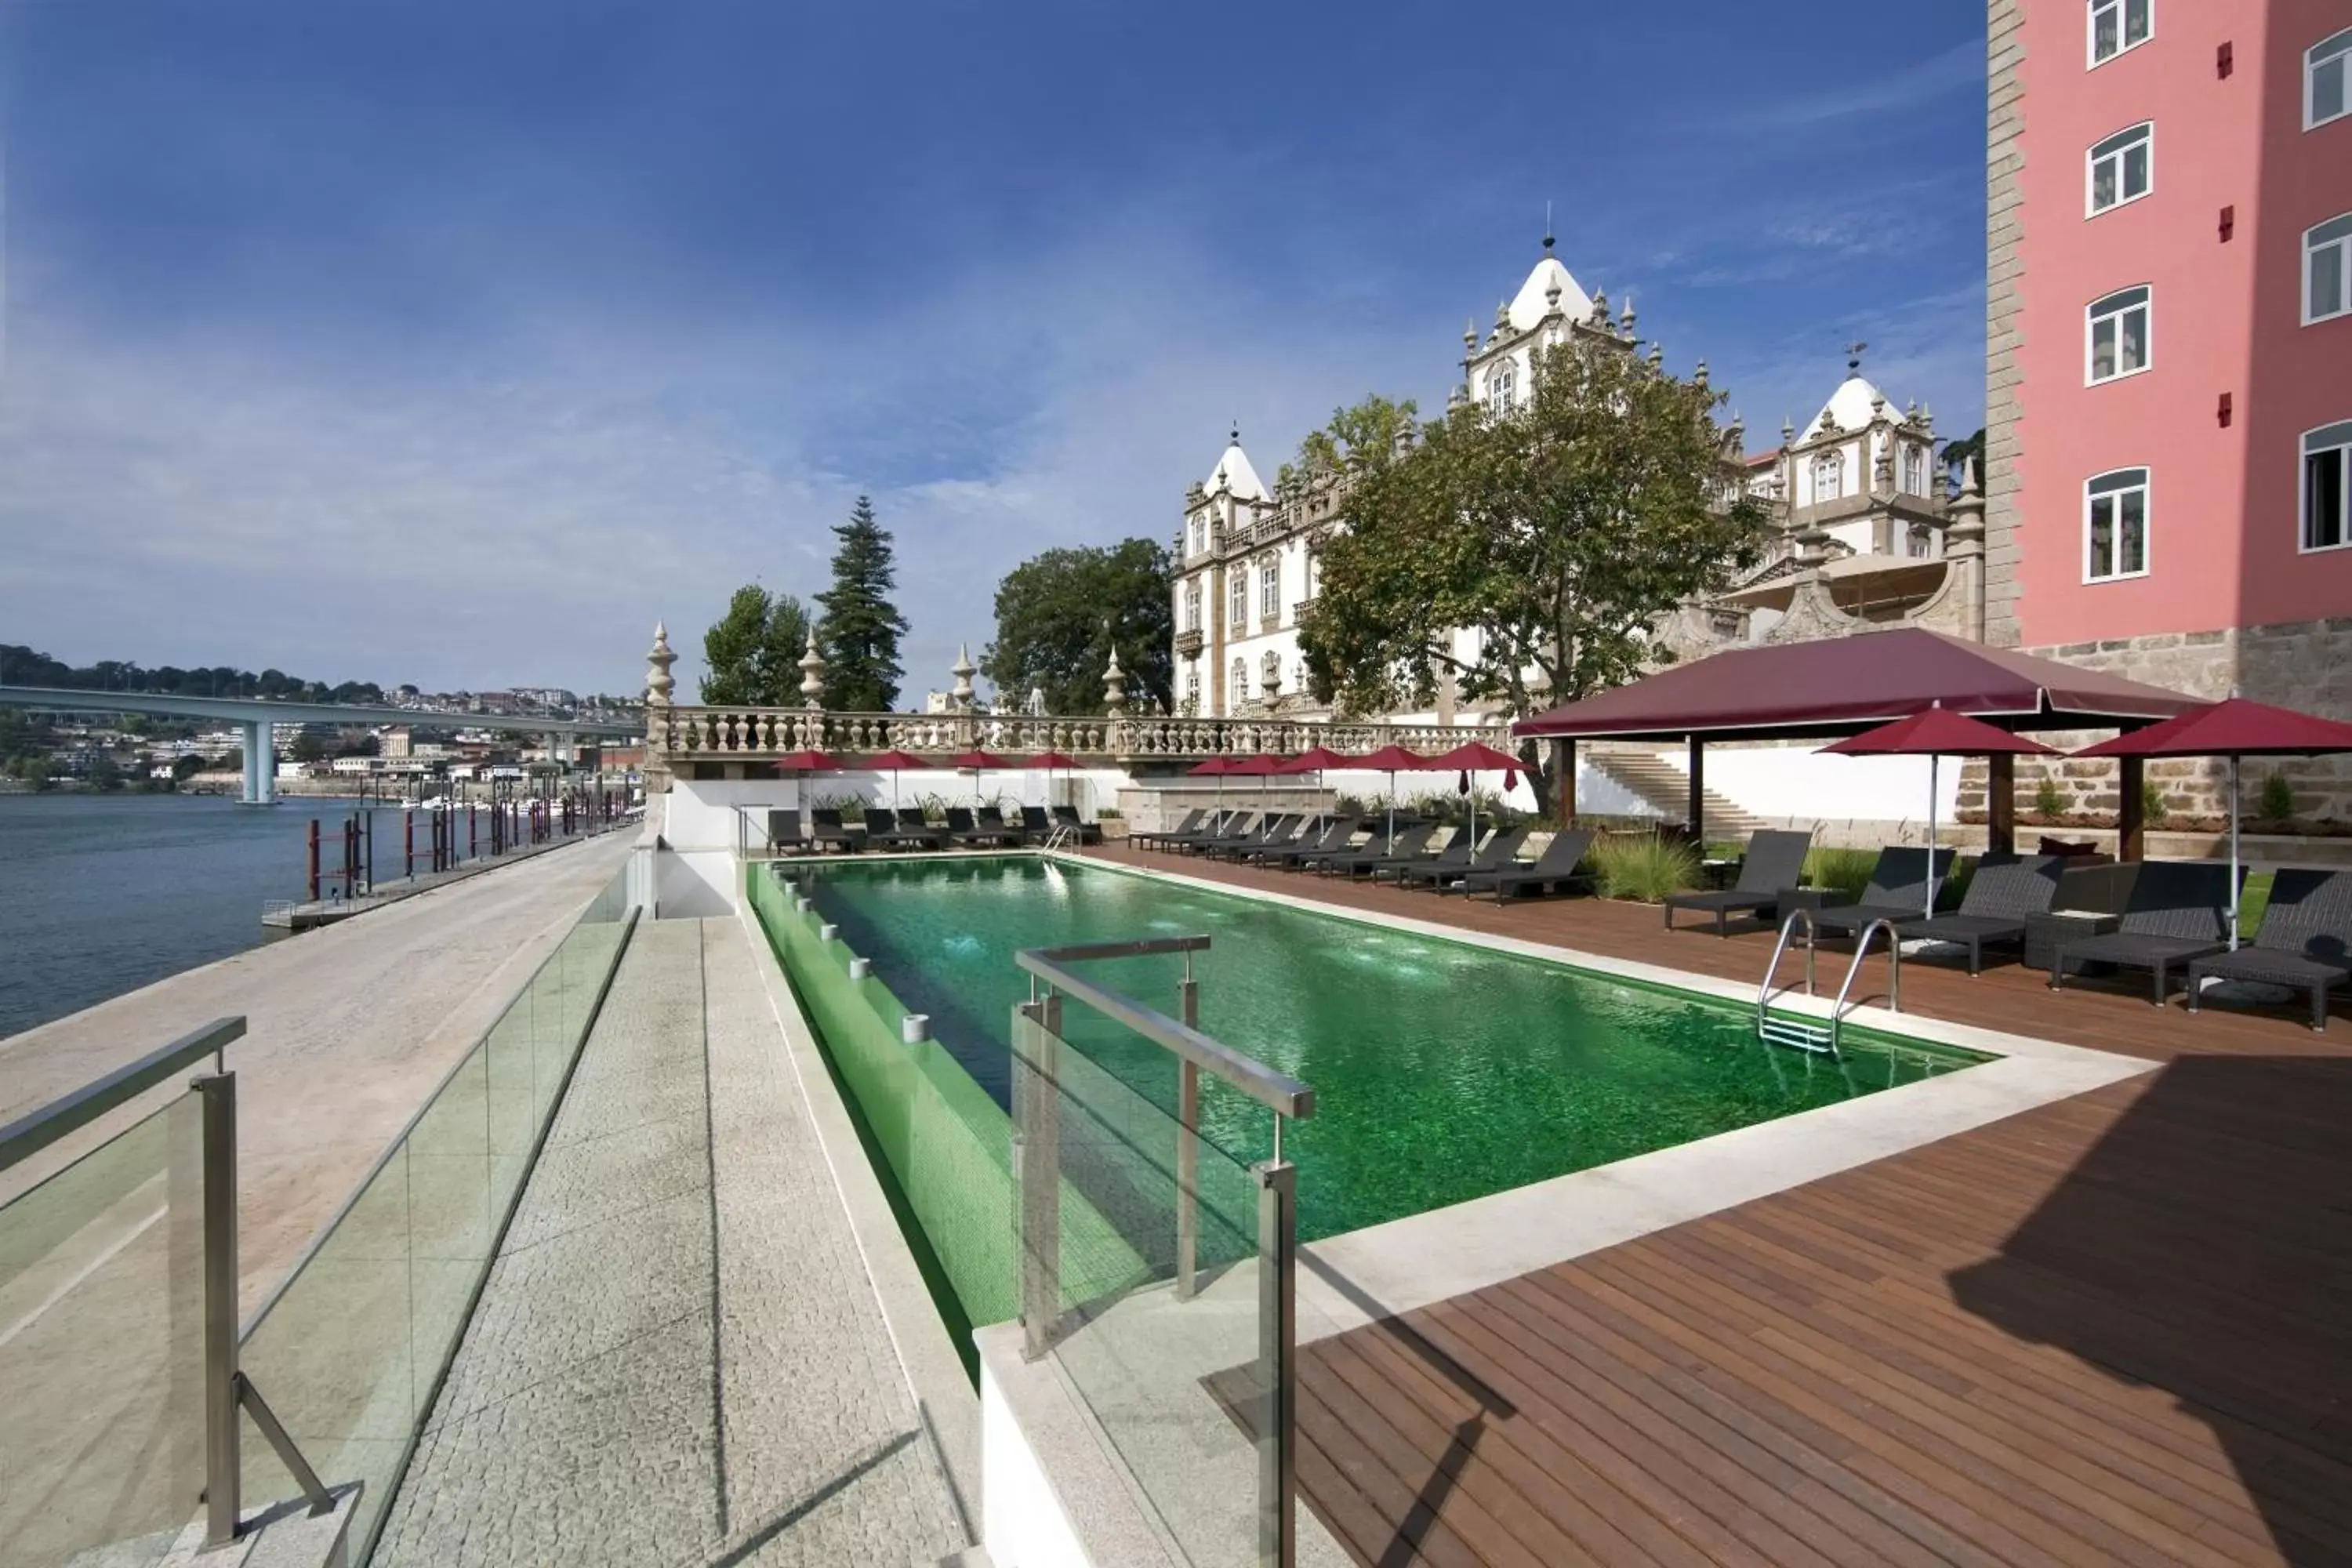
405,810,415,880
470,804,477,858
306,819,321,902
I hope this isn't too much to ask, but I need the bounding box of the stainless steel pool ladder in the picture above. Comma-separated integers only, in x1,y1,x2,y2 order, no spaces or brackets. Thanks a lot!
1040,823,1075,853
1757,910,1904,1056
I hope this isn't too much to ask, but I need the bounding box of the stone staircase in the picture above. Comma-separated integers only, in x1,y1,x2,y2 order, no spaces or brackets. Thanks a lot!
1584,743,1767,840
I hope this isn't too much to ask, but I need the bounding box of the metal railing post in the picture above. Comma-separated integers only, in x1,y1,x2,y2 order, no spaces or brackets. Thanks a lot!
1256,1153,1298,1568
195,1070,240,1548
1014,995,1062,1361
1176,971,1200,1302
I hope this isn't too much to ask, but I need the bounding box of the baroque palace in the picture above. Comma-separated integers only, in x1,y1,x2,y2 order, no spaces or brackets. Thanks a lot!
1170,237,1975,724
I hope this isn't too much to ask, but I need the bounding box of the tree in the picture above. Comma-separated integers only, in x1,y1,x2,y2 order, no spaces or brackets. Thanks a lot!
816,495,910,711
290,729,328,764
699,585,811,705
1298,338,1769,803
1941,427,1987,495
984,539,1174,714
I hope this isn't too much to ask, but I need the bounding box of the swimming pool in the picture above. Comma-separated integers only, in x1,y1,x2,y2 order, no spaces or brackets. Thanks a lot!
757,854,1983,1322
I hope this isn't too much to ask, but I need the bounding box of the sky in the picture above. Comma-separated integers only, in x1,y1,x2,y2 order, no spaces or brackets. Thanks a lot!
0,1,1989,701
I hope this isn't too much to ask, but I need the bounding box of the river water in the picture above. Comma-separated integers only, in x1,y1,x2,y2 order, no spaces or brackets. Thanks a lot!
0,793,432,1039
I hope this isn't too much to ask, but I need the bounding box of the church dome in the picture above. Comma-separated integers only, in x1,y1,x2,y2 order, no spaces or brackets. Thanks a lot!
1507,252,1593,331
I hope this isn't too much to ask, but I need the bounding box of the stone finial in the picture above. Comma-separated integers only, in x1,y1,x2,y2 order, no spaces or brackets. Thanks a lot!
1589,287,1608,326
1795,520,1832,571
1646,341,1664,369
1693,359,1709,388
1919,401,1935,437
644,622,676,707
950,643,977,710
1781,412,1796,444
798,630,827,709
1618,293,1635,337
1463,318,1478,351
1102,643,1127,719
1870,389,1887,421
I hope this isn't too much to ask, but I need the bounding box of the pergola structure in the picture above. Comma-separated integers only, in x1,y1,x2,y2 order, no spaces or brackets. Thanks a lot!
1513,629,2209,858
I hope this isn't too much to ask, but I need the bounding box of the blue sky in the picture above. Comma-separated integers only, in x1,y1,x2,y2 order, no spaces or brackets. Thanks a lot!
0,1,1987,699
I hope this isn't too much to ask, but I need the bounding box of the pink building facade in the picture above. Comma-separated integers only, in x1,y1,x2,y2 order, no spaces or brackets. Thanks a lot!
1986,0,2352,735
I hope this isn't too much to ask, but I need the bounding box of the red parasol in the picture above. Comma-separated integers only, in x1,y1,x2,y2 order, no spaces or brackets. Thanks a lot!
862,748,928,814
2071,697,2352,947
1027,750,1082,820
949,749,1007,811
1432,739,1526,846
1823,705,2054,914
1352,744,1440,851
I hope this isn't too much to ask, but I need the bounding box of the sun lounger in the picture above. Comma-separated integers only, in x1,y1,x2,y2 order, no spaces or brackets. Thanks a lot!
1319,825,1443,879
1457,828,1595,902
808,808,860,852
1050,805,1103,845
975,806,1023,845
2049,860,2243,1004
1398,826,1531,890
942,806,1015,848
1661,829,1814,933
1204,814,1304,860
764,808,808,857
1862,852,2066,974
1263,818,1367,870
1808,846,1963,935
1367,827,1476,884
2187,868,2352,1031
863,807,942,851
1018,805,1054,844
1132,808,1207,851
1170,811,1254,854
1234,815,1329,865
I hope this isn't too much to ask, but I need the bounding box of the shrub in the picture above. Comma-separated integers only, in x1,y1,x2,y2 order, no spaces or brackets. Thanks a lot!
2141,775,2168,828
1804,846,1877,899
1096,805,1122,820
1589,831,1698,902
1334,793,1367,816
2034,774,2065,818
2259,770,2296,822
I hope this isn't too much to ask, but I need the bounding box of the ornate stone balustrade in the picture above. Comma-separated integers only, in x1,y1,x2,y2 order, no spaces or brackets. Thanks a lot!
648,706,1501,764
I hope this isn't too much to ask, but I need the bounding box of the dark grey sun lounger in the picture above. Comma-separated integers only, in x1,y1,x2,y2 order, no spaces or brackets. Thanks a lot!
2187,868,2352,1032
1209,814,1306,861
808,808,860,852
1866,851,2066,975
1269,818,1370,870
1399,826,1532,890
1176,812,1259,855
1196,813,1289,859
1809,846,1963,935
1457,828,1595,902
2050,860,2243,1004
1051,805,1102,845
864,807,942,851
765,808,809,856
1320,825,1443,879
1367,827,1476,883
1134,808,1210,850
1661,829,1814,934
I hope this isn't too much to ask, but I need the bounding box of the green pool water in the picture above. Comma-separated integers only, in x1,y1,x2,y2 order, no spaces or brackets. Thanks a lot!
787,855,1984,1248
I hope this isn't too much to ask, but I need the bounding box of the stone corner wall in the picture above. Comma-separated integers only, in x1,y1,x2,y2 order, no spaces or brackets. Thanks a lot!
1984,0,2027,648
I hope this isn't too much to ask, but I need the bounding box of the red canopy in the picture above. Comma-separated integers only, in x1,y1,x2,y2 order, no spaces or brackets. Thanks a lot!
1279,745,1359,775
1820,707,2057,757
862,749,927,771
1224,753,1289,776
1432,740,1524,771
2070,697,2352,758
775,749,840,771
1515,628,2203,741
1187,756,1240,777
948,750,1006,770
1356,743,1439,771
1026,750,1081,770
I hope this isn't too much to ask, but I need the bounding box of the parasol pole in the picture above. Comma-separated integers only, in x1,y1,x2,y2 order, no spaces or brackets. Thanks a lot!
1927,753,1940,916
2228,753,2241,951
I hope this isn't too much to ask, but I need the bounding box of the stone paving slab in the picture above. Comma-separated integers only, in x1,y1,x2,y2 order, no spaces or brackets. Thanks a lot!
376,916,967,1566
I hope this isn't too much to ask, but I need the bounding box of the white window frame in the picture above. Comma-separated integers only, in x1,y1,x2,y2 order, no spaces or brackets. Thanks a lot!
2088,0,2152,68
2085,122,2154,216
2305,213,2352,326
1812,450,1844,503
1183,583,1201,633
2307,26,2352,131
1230,657,1248,702
1228,572,1247,630
2084,466,2151,582
1487,361,1515,416
2301,421,2352,554
1902,445,1927,496
1189,515,1206,556
2086,285,2153,384
1258,559,1279,619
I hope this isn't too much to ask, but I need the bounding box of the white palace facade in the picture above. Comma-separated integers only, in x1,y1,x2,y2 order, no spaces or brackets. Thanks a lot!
1170,238,1965,723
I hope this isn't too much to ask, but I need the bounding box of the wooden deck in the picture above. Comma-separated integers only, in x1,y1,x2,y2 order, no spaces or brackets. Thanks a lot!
1086,844,2352,1567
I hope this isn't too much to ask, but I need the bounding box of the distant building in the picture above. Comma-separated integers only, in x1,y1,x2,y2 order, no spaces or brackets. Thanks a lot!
379,725,413,759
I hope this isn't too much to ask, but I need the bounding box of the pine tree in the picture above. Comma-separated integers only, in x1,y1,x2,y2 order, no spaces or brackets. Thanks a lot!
815,495,910,711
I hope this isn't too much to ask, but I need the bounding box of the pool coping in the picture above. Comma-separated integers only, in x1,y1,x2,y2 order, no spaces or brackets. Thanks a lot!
1032,851,2157,1340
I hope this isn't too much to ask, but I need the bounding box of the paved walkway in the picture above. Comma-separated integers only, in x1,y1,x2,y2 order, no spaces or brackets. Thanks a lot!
376,916,967,1567
0,831,637,1314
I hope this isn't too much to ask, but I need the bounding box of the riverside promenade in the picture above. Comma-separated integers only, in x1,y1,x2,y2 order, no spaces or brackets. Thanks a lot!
0,830,636,1312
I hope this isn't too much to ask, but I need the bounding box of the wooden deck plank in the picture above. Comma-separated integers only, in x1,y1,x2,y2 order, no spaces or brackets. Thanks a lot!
1087,845,2352,1566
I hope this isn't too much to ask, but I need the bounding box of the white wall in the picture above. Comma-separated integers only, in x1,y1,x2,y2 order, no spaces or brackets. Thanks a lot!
655,849,736,917
662,779,804,853
1659,746,1960,826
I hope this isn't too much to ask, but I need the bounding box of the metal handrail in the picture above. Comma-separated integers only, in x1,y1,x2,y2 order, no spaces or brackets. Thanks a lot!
1830,918,1904,1049
1016,938,1312,1119
1755,910,1818,1028
0,1016,245,1174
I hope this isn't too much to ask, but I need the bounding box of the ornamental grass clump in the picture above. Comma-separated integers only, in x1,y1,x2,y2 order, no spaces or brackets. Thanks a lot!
1804,846,1877,900
1590,831,1699,902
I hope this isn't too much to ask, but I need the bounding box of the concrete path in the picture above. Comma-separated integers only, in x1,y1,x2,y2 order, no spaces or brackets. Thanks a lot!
375,916,967,1567
0,830,636,1314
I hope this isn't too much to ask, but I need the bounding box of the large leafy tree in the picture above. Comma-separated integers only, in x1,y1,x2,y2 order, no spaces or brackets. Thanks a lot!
1298,338,1768,800
699,585,811,704
984,539,1174,714
816,495,910,712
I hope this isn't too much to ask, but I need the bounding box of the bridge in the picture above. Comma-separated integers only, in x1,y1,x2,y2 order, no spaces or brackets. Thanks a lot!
0,685,641,804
